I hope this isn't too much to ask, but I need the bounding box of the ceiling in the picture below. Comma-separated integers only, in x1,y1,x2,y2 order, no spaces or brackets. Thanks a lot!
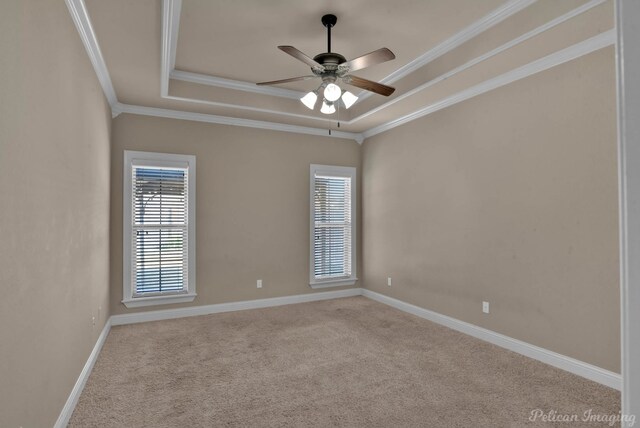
79,0,614,142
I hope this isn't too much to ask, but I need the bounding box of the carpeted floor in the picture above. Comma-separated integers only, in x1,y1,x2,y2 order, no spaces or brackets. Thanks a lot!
69,297,620,427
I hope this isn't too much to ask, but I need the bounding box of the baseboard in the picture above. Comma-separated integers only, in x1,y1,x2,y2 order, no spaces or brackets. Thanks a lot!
112,286,621,389
55,286,620,427
54,318,112,428
361,289,621,390
53,288,361,426
111,287,362,326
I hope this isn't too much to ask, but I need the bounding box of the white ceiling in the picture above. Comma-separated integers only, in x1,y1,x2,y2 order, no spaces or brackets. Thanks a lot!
78,0,614,142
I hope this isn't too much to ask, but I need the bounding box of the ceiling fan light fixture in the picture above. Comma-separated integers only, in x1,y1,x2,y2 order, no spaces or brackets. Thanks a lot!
257,14,397,115
341,91,358,109
320,100,336,114
300,91,318,109
323,83,342,102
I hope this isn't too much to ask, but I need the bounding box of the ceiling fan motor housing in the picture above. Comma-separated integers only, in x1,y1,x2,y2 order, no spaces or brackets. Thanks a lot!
313,52,348,84
313,52,346,66
313,52,347,80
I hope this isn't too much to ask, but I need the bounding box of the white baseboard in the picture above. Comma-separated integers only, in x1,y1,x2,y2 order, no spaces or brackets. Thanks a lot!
361,289,622,390
54,318,112,428
53,288,360,427
55,286,620,427
111,287,362,326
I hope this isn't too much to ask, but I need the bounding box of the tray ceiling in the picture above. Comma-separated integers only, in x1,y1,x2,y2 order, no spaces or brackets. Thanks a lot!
79,0,614,142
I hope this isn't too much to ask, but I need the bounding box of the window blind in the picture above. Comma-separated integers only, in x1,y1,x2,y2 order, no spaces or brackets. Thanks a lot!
313,174,352,279
132,167,188,295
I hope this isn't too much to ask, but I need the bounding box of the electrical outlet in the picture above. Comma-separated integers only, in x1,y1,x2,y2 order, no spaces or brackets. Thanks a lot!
387,277,392,286
482,301,490,314
257,279,263,289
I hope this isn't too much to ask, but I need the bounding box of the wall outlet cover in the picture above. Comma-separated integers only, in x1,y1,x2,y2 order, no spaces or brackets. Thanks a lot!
482,301,490,314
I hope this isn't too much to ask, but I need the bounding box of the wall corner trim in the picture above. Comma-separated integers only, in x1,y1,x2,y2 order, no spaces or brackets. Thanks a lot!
361,289,622,390
53,318,112,428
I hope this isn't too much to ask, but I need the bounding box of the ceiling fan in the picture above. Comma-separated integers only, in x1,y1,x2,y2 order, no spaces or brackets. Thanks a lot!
257,14,396,114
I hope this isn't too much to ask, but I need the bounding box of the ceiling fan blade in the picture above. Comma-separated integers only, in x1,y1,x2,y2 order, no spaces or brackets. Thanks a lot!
278,46,325,71
344,75,395,97
256,75,317,86
341,48,395,73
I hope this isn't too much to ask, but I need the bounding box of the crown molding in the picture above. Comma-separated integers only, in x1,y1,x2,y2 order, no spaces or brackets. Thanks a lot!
161,0,608,134
362,29,615,141
123,28,615,147
71,0,612,147
351,0,608,125
167,1,180,71
161,0,182,97
161,2,333,124
163,0,539,115
162,93,340,124
354,0,538,104
64,0,118,115
114,102,364,143
171,70,307,100
65,0,356,143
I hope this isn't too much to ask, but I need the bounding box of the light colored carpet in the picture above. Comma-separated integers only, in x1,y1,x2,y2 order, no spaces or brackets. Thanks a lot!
69,297,619,427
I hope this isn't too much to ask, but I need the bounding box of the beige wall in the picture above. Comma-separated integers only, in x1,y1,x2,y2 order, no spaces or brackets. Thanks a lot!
362,47,620,372
110,115,361,315
0,3,620,424
0,1,112,427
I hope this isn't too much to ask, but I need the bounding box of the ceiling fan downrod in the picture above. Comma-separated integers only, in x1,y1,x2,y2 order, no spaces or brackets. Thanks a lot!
321,14,337,53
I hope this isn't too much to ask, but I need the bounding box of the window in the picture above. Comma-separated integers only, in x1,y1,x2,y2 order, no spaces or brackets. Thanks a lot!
123,151,196,308
310,164,357,288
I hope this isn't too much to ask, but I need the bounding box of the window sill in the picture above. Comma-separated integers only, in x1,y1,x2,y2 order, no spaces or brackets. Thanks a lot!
122,292,197,308
309,278,358,289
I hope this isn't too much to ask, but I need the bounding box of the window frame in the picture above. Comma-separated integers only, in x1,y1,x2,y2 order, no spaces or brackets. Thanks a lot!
309,164,357,289
122,150,197,308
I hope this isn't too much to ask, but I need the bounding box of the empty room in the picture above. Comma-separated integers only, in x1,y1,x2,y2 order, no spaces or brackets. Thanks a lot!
2,0,639,427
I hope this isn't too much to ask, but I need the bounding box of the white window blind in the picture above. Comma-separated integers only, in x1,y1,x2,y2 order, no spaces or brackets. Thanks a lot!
123,151,196,308
310,165,356,287
132,166,188,295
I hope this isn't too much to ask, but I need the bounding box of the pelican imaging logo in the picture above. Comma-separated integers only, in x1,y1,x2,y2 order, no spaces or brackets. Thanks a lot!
529,409,636,426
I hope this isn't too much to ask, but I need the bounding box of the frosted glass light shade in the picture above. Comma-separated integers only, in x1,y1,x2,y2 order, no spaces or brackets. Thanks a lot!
300,91,318,109
341,91,358,109
320,100,336,114
323,83,341,102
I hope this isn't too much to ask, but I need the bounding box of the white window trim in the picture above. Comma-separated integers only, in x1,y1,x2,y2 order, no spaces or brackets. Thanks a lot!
122,150,197,308
309,164,358,289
